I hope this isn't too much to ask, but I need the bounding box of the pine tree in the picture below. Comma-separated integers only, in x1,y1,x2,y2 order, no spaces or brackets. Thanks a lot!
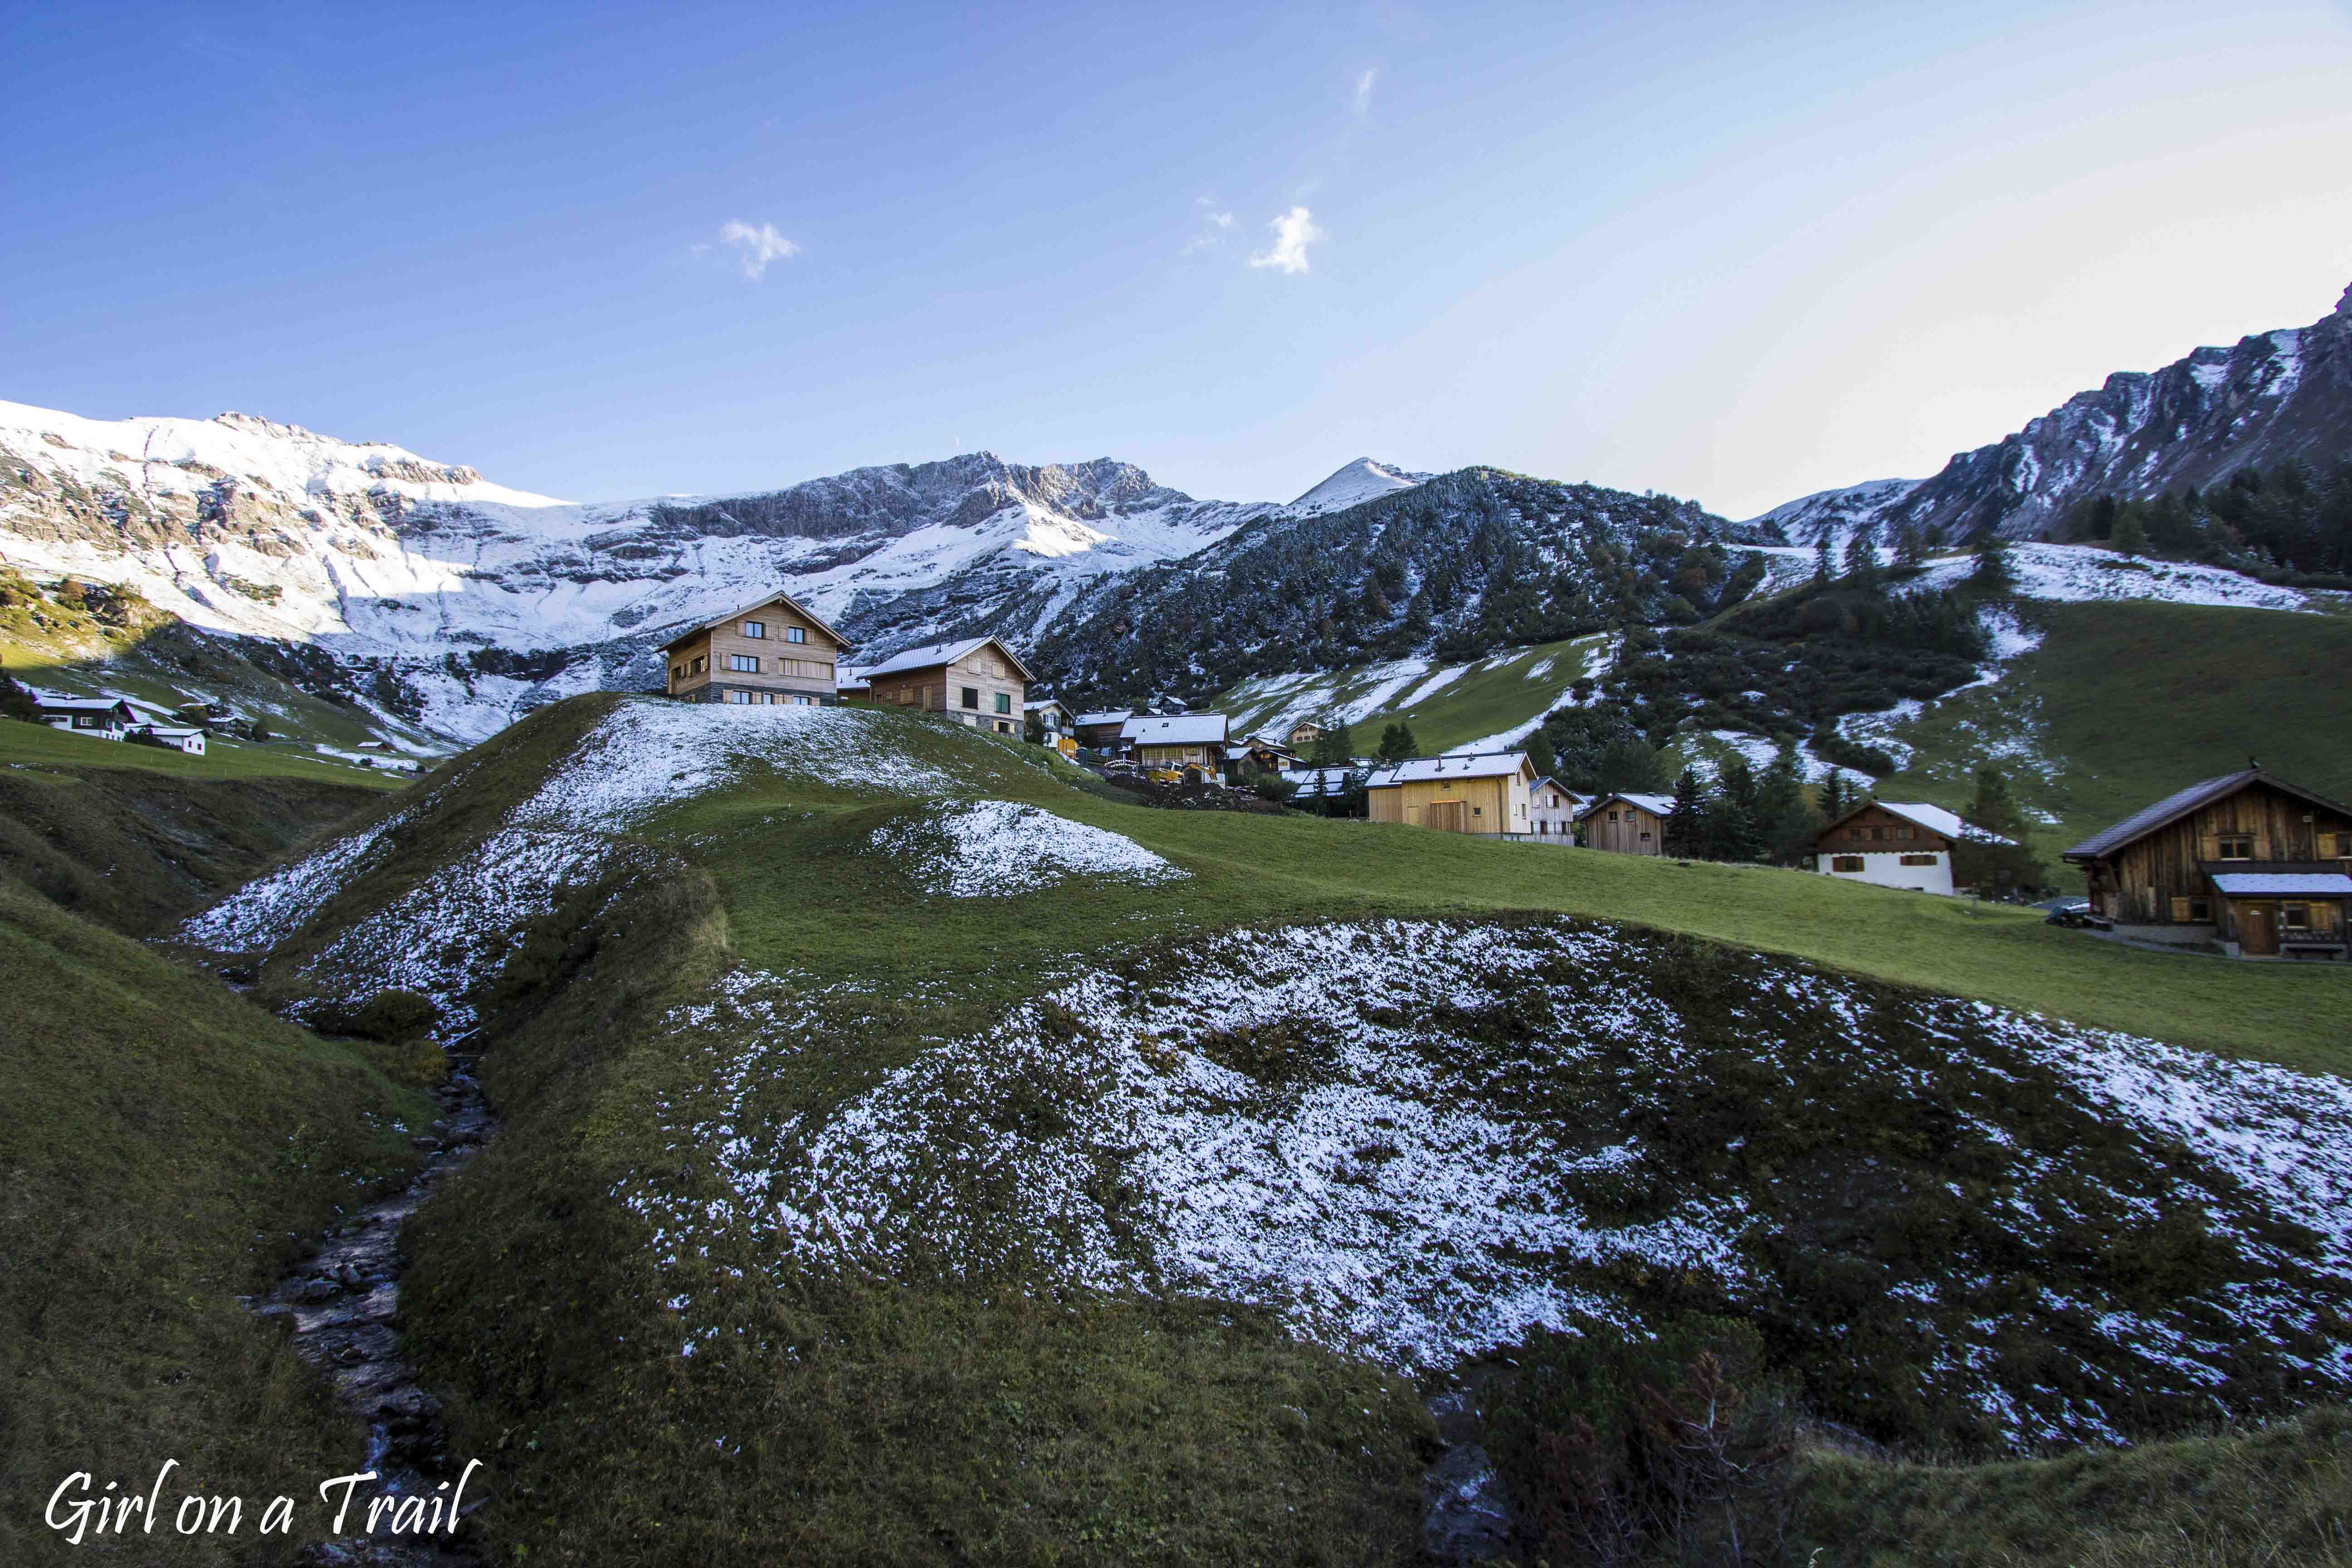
1812,532,1834,586
1843,521,1882,590
1524,728,1560,786
1953,765,2045,900
0,655,39,724
1308,721,1354,768
1377,722,1420,764
1756,742,1820,863
2110,511,2146,557
1712,755,1763,862
1972,529,2013,590
1662,767,1713,858
1893,524,1926,572
1818,769,1852,823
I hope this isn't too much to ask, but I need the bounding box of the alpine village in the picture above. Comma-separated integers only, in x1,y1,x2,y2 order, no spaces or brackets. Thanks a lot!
8,15,2352,1568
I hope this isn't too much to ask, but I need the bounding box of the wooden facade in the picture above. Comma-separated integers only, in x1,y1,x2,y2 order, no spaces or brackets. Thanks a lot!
2065,769,2352,958
663,593,849,706
867,637,1030,736
1579,793,1673,855
1072,711,1133,751
1367,755,1536,837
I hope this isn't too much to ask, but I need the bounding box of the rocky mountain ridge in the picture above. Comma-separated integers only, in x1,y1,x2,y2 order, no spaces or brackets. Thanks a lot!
1750,280,2352,544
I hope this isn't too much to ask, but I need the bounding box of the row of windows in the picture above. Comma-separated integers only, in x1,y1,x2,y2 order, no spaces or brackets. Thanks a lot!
957,686,1014,714
1846,823,1918,841
737,620,808,643
680,656,834,681
1830,851,1943,871
2210,831,2352,858
722,690,822,706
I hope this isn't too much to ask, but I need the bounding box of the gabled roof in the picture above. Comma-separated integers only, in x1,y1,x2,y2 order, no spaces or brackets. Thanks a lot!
1121,713,1229,746
661,590,852,653
1072,709,1133,727
1366,752,1534,788
2064,769,2352,862
36,696,134,715
863,634,1035,681
1576,791,1675,819
1529,777,1585,803
1023,697,1071,714
1820,799,2014,848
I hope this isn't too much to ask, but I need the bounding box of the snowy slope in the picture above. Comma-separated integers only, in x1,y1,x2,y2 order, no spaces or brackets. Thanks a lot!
1288,457,1431,513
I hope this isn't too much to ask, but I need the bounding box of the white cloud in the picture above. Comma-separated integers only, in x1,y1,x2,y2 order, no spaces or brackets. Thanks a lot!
1354,67,1379,118
719,220,801,281
1184,196,1237,254
1249,206,1324,275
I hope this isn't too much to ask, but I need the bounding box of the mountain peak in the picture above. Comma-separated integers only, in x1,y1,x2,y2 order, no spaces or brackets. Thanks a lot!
1288,457,1431,512
2337,281,2352,318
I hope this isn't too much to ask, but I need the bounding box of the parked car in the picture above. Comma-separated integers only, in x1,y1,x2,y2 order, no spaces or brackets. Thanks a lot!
2043,898,2112,931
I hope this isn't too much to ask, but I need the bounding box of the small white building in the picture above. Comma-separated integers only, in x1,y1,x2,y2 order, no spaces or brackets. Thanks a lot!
1811,800,2009,896
1529,777,1586,843
129,724,207,755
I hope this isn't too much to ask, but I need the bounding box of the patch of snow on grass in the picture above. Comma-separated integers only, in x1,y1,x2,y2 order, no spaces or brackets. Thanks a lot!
1920,543,2314,612
178,810,408,951
872,799,1185,897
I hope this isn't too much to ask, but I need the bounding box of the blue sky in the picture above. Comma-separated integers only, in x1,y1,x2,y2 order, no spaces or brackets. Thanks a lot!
5,0,2350,515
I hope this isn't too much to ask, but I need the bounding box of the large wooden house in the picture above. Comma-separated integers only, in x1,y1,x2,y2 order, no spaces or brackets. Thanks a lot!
1122,713,1229,770
663,593,851,706
1577,792,1674,855
1366,752,1537,837
2063,766,2352,958
1810,800,2005,897
863,636,1032,735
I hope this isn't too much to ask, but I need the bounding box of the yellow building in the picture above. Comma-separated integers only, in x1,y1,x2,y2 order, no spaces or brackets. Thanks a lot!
1366,752,1537,837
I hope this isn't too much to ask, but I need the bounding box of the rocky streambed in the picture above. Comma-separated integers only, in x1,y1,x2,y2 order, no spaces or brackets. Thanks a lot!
251,1051,495,1566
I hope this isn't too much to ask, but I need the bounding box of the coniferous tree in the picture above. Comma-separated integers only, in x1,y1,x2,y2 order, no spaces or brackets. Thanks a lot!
1662,767,1713,858
1972,529,2013,590
1954,765,2045,900
1812,532,1835,586
1756,742,1820,864
1893,524,1927,572
1377,722,1421,764
2110,511,2146,557
0,656,40,724
1308,715,1354,768
1712,756,1763,862
1818,769,1853,823
1843,522,1882,590
1524,728,1560,787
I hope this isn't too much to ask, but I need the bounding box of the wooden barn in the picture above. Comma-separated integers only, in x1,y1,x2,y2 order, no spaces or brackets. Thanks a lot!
663,592,851,707
2063,765,2352,958
1366,752,1536,837
1577,791,1675,855
864,636,1033,735
1071,710,1135,752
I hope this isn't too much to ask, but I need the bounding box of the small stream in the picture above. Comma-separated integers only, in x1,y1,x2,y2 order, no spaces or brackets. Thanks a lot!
250,1048,495,1566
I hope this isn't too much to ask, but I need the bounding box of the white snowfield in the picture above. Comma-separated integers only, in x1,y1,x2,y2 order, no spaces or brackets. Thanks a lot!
615,920,2352,1441
870,799,1182,897
1917,541,2326,612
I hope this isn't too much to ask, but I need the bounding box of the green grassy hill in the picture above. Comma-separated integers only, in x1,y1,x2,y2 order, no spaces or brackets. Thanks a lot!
149,693,2352,1566
1217,633,1605,756
0,732,431,1565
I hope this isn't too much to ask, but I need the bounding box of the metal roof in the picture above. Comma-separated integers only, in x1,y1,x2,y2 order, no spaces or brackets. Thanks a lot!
35,696,133,713
2210,872,2352,897
2065,769,2352,861
863,634,1035,681
1367,752,1533,787
1072,709,1132,727
1576,791,1675,818
1820,800,2014,847
1121,713,1229,745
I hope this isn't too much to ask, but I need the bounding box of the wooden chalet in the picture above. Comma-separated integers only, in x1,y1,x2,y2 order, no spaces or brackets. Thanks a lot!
863,636,1033,736
1122,713,1229,770
1366,752,1537,837
1225,731,1300,779
663,592,851,706
1071,709,1134,752
1285,720,1326,750
1023,699,1077,754
2064,766,2352,958
1577,791,1674,855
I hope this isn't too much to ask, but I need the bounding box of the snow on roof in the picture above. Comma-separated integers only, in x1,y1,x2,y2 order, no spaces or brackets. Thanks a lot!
1578,792,1675,818
662,589,851,652
1366,752,1531,787
1121,713,1229,745
1023,698,1070,713
35,696,132,713
2210,872,2352,897
1876,801,2013,846
863,634,1034,681
1072,709,1132,727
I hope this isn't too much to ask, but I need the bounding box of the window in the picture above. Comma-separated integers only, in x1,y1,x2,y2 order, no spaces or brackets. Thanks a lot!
740,620,765,639
995,720,1012,734
2174,896,2212,922
2284,903,2311,931
1898,853,1938,866
2337,832,2352,857
1870,826,1886,841
1608,810,1619,822
723,689,750,705
690,655,708,675
671,664,684,682
1833,855,1866,872
1849,827,1865,840
995,691,1011,714
2216,833,2254,860
960,686,980,709
784,626,806,644
2191,897,2210,922
728,654,760,673
1893,826,1913,840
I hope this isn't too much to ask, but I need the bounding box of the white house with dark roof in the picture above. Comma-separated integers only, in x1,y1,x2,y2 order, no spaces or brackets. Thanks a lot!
35,696,137,739
1812,800,2011,896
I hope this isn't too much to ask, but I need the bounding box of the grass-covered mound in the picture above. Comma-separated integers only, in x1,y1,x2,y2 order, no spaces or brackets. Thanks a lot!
169,693,2352,1563
0,872,434,1565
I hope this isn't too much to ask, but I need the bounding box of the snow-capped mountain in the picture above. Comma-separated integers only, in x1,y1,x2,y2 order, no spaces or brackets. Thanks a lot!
1287,457,1431,513
0,399,1302,738
1749,281,2352,543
